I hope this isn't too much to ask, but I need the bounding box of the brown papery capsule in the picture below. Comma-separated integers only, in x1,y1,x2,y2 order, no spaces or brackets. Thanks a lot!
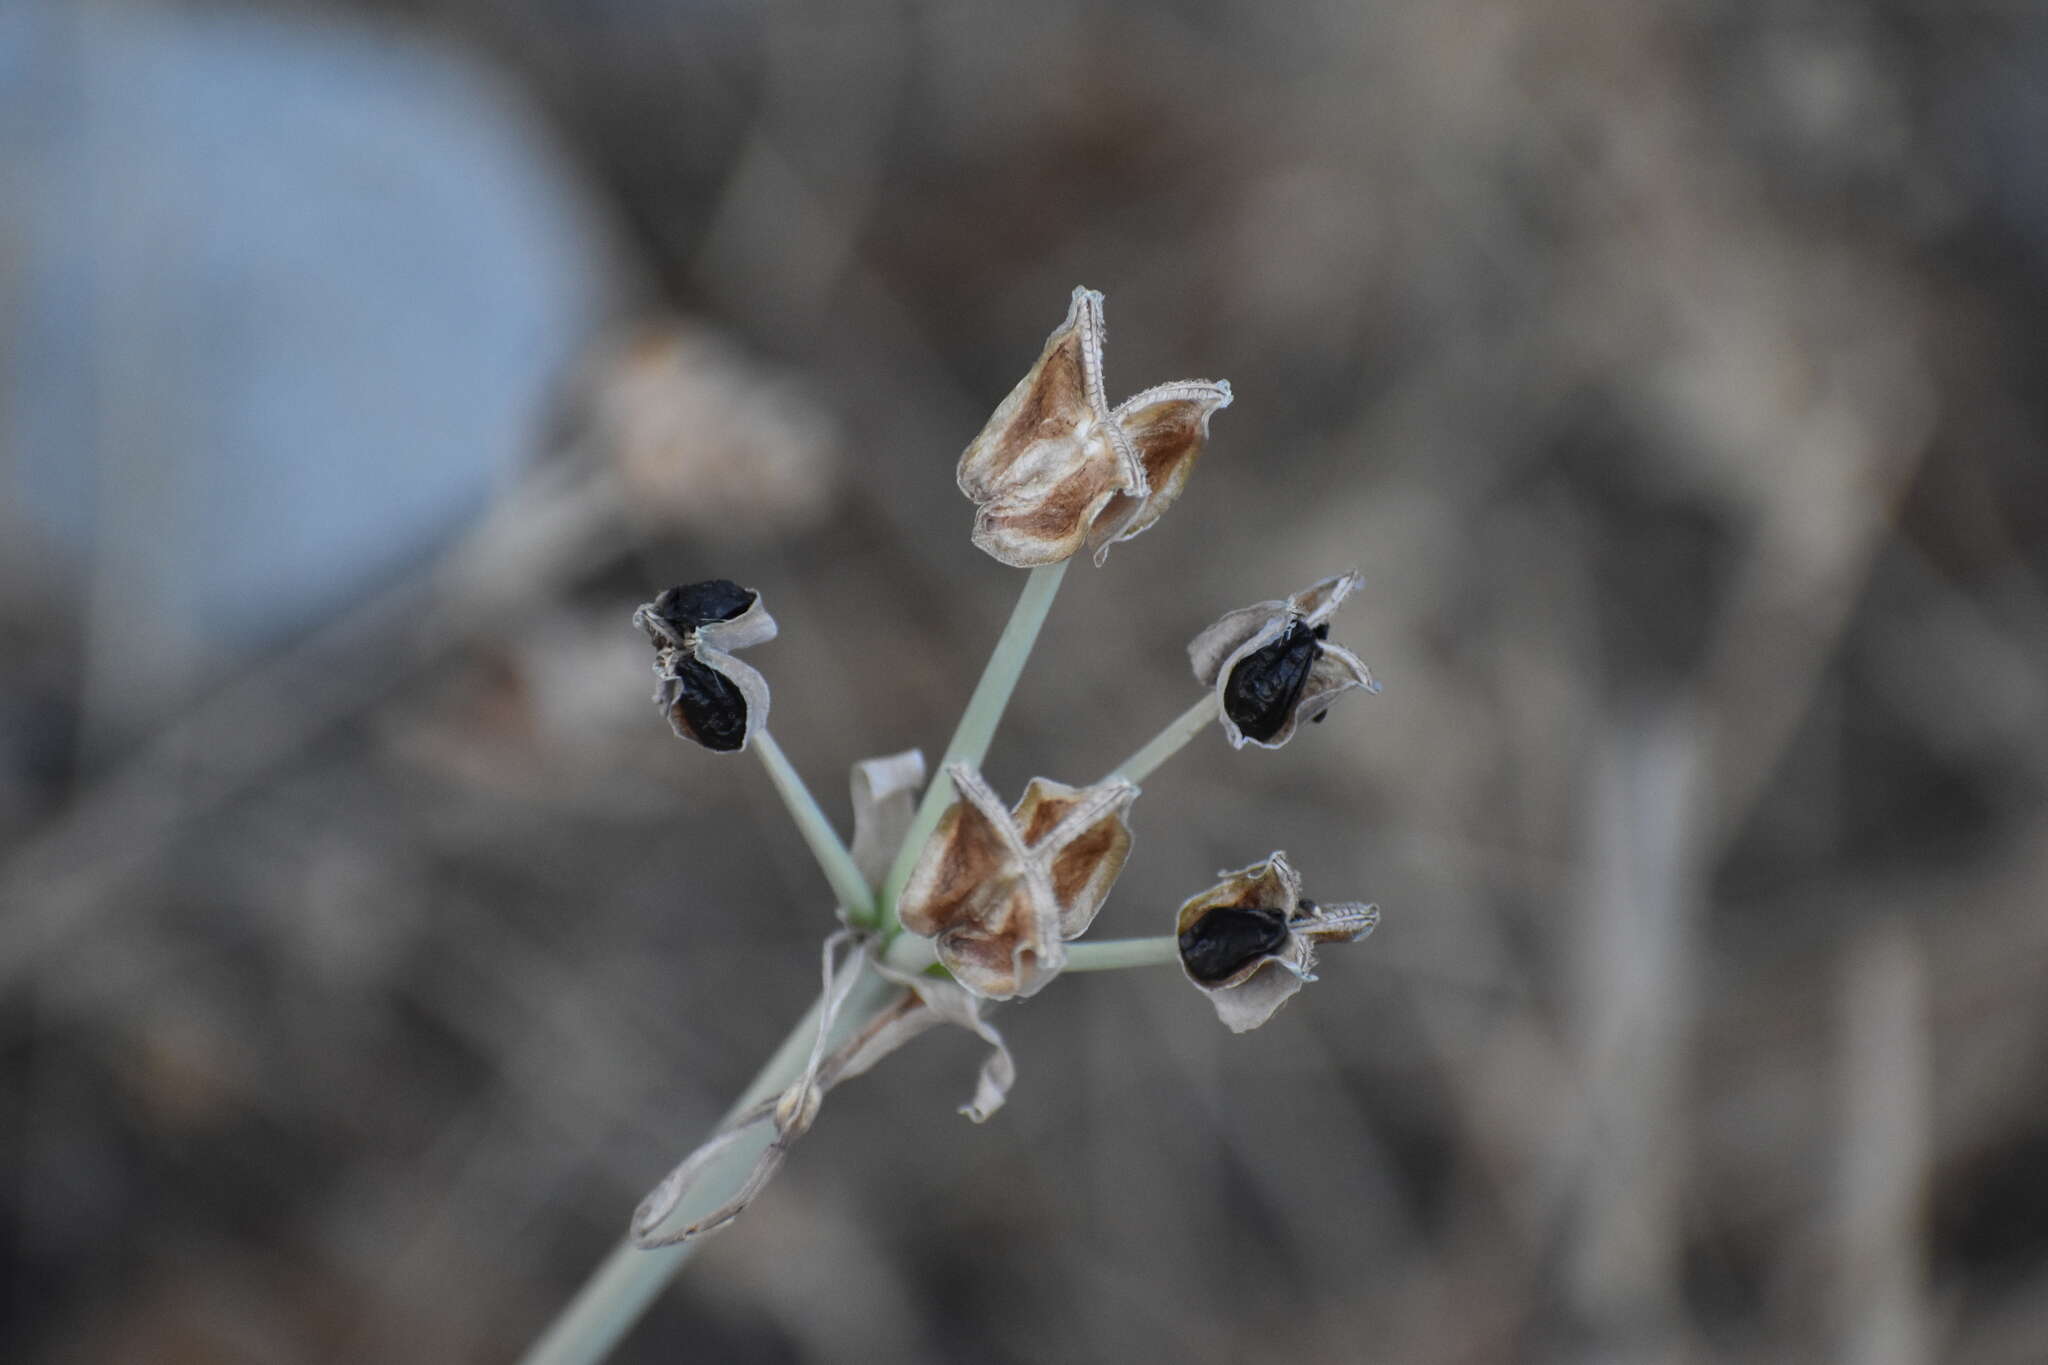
957,287,1231,568
896,765,1139,1000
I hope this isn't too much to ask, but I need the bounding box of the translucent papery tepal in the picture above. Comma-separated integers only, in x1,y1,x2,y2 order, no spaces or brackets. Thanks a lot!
1085,380,1233,564
958,289,1126,568
848,749,928,894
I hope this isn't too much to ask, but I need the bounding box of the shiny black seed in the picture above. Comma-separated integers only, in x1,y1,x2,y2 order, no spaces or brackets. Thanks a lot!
1179,903,1291,983
1223,618,1322,742
671,656,749,751
651,580,755,633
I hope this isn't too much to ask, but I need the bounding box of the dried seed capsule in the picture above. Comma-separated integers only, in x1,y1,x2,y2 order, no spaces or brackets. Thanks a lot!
1174,852,1379,1031
1188,573,1380,750
1178,903,1291,983
957,287,1231,567
632,581,777,753
896,765,1139,1000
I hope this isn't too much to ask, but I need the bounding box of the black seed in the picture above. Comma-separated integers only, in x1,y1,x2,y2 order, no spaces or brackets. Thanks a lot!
1223,618,1322,742
671,656,749,751
651,580,755,632
1179,903,1291,983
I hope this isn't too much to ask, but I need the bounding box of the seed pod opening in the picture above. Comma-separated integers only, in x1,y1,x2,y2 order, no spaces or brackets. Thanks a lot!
1174,852,1379,1032
668,656,750,751
1178,903,1292,983
633,580,777,754
1189,572,1380,750
1223,618,1323,743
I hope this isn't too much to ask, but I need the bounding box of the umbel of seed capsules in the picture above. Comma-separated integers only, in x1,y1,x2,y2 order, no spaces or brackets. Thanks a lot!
635,579,778,753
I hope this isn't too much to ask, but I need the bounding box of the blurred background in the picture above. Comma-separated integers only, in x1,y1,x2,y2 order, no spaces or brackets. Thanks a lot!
5,1,2047,1361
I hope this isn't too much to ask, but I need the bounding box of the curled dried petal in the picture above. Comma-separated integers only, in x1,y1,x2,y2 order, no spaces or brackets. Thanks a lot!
1008,776,1138,938
1297,899,1381,944
1298,641,1379,730
848,749,928,892
1086,380,1233,564
631,1097,796,1246
869,956,1018,1123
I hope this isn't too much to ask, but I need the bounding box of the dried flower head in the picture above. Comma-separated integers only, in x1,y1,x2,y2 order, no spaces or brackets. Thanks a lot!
958,287,1232,568
897,764,1138,999
1175,851,1379,1032
632,580,776,752
1189,571,1381,749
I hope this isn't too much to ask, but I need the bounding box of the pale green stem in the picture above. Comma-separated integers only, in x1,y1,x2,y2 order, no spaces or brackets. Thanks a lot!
881,931,939,974
877,561,1070,930
519,964,903,1365
1061,936,1182,971
888,929,1174,975
1107,692,1219,785
752,729,875,925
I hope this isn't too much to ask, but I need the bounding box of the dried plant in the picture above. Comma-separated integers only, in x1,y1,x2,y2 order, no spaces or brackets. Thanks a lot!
521,288,1383,1365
